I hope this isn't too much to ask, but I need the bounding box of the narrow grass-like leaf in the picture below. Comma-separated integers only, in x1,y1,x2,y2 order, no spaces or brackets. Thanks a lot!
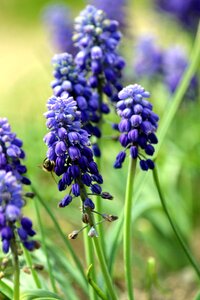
34,197,58,293
20,289,62,300
107,22,200,273
0,280,13,299
31,184,88,290
193,291,200,300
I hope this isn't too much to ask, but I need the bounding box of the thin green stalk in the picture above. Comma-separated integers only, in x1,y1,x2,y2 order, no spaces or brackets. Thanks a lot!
31,184,88,289
95,83,107,260
153,167,200,280
34,197,58,293
22,246,42,288
83,230,98,300
108,22,200,274
155,22,200,156
79,183,117,300
93,237,118,300
10,237,20,300
87,264,108,300
124,158,137,300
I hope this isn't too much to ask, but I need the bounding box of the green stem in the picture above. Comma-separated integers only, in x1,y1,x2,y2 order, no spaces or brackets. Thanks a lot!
31,185,88,288
22,246,42,288
83,230,98,300
152,167,200,280
124,158,137,300
108,22,200,275
10,236,20,300
93,237,118,300
79,180,98,300
34,197,58,293
87,264,108,300
96,82,107,260
155,22,200,157
79,183,117,300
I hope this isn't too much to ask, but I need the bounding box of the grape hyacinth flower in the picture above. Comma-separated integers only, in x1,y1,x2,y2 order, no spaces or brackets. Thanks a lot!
51,52,101,139
163,46,199,100
114,84,159,171
0,169,37,254
0,118,31,185
155,0,200,32
133,35,163,79
42,3,75,54
90,0,127,31
43,94,109,210
73,5,125,104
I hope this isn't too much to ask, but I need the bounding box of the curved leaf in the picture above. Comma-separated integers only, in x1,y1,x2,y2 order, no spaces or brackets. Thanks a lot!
20,289,63,300
193,291,200,300
0,279,13,299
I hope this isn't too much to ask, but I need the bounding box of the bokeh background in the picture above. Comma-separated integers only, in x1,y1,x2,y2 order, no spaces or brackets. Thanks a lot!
1,0,200,299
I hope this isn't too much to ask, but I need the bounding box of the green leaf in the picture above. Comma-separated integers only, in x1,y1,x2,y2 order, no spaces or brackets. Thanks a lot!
193,291,200,300
20,289,63,300
0,279,13,299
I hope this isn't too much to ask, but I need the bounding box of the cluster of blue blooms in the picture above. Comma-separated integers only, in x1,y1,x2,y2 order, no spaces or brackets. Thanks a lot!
42,4,160,230
0,118,37,253
51,52,101,139
42,3,75,54
44,95,105,210
114,85,159,171
133,36,163,80
155,0,200,32
163,46,199,100
73,5,125,103
133,36,199,101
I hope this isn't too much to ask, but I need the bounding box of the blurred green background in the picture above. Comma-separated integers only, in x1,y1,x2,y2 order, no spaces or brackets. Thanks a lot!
1,0,200,299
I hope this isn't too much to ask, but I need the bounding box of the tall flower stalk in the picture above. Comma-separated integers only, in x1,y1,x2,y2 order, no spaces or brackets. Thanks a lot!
114,85,159,299
72,5,125,258
43,94,117,298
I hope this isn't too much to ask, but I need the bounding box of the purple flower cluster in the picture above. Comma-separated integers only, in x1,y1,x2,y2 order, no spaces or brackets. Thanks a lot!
51,53,101,139
163,46,199,100
90,0,127,31
0,118,30,185
114,84,159,171
155,0,200,32
42,3,75,54
133,36,163,79
0,171,37,253
44,95,104,209
0,118,37,253
133,36,199,101
73,5,125,103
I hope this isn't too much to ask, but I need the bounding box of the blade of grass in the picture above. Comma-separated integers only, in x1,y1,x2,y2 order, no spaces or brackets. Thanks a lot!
31,184,88,292
107,22,200,273
34,197,58,293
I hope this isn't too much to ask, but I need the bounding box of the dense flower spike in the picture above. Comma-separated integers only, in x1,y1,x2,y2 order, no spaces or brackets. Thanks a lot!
163,46,199,100
0,118,30,185
114,84,159,171
0,170,37,253
51,53,101,138
133,36,163,79
73,5,125,103
44,94,105,208
155,0,200,32
42,4,75,53
90,0,127,31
